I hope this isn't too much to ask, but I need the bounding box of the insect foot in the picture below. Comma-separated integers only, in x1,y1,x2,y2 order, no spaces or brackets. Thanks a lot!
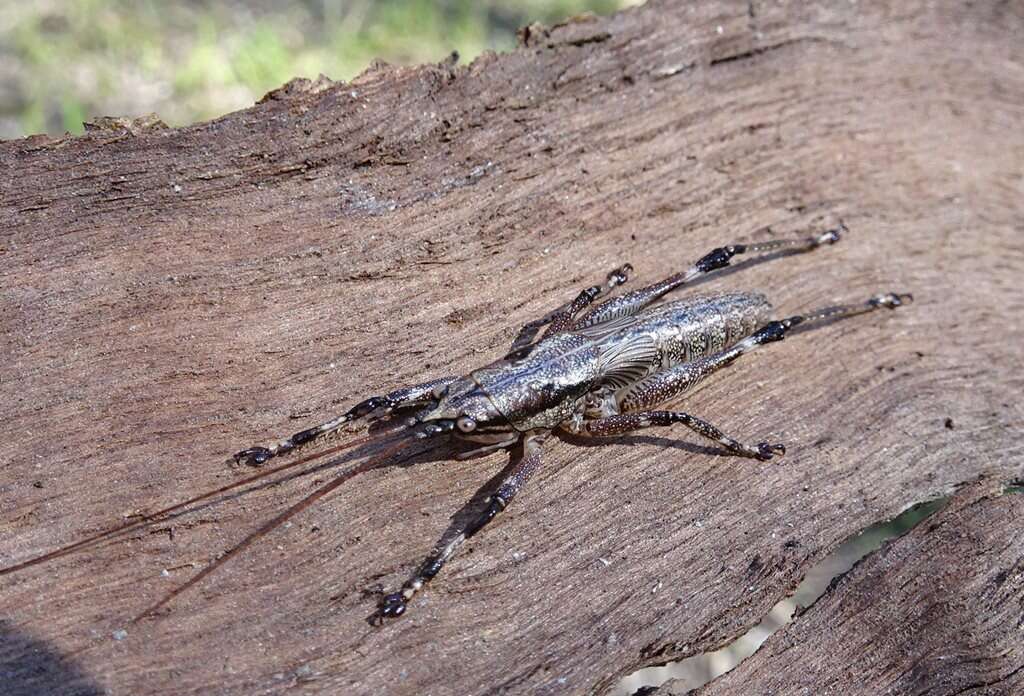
870,292,913,309
379,592,408,618
756,442,786,460
814,224,844,246
233,447,273,467
607,263,633,287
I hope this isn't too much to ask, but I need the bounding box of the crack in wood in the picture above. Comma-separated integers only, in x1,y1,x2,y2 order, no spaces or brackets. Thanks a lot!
710,36,845,67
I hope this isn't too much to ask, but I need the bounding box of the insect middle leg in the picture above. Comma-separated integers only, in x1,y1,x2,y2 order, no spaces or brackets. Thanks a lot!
573,226,844,330
506,264,632,357
233,375,459,466
379,432,546,618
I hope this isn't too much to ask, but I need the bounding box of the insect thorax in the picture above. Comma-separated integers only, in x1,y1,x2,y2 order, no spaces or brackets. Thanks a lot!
472,333,601,431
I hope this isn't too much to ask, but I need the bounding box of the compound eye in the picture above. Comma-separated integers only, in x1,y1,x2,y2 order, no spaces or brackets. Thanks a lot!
456,416,477,432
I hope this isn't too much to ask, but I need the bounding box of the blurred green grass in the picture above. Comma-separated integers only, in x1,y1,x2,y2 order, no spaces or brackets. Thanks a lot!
0,0,635,139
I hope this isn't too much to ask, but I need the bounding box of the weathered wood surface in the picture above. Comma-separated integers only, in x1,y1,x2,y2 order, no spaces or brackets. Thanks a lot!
676,481,1024,696
1,1,1022,695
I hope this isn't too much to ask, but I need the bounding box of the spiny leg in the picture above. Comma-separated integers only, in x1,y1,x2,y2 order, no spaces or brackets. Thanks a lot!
233,375,459,466
379,432,547,618
573,225,844,330
506,264,632,357
581,291,912,455
566,410,785,460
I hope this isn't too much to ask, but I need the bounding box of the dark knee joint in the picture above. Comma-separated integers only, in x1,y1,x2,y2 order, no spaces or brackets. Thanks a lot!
756,442,786,460
696,245,747,273
753,320,793,344
288,427,319,448
349,395,394,419
233,446,273,467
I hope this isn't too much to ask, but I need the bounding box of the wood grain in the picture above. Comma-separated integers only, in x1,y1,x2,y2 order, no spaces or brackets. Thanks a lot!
666,481,1024,695
2,1,1022,694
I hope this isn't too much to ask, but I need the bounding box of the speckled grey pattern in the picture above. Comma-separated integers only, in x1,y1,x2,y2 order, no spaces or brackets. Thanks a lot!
473,333,599,432
470,292,769,431
429,289,909,442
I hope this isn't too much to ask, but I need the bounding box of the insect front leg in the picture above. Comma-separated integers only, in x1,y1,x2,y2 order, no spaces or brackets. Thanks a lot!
233,375,459,466
506,264,632,357
379,431,547,618
573,226,844,329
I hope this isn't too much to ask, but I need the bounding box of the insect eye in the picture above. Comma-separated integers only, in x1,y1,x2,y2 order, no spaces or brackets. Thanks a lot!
456,416,477,432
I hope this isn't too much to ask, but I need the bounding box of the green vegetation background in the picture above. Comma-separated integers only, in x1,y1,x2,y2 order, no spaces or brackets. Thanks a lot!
0,0,633,139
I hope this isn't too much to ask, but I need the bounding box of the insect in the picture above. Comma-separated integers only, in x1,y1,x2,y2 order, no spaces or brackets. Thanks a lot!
1,226,909,622
226,224,911,619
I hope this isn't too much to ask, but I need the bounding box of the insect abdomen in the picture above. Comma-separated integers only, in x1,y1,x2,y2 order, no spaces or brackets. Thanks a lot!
634,292,772,367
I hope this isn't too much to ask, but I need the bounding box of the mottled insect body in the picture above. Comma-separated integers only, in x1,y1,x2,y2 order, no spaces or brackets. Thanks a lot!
584,293,770,418
462,292,768,434
226,224,910,619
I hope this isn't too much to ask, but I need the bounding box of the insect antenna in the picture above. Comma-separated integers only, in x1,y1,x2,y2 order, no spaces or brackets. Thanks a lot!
132,435,413,622
0,430,392,578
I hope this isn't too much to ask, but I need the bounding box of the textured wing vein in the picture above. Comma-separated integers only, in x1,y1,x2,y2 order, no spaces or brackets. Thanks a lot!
596,334,660,391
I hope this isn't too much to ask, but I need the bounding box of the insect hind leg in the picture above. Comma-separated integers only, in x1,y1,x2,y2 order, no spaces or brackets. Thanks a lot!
572,225,844,330
233,375,459,466
379,433,546,618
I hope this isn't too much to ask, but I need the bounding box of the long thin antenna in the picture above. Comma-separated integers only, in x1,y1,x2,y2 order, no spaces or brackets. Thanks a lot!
1,431,389,577
133,437,411,622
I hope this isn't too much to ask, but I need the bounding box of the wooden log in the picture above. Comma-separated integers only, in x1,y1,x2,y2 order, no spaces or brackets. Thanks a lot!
1,1,1022,694
661,481,1024,695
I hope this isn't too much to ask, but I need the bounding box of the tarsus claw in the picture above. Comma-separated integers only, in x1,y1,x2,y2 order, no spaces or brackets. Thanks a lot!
816,227,842,245
380,592,407,618
233,447,273,467
756,442,786,461
607,264,633,286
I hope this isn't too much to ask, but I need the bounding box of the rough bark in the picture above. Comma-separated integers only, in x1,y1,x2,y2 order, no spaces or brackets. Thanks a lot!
678,481,1024,696
1,1,1022,695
